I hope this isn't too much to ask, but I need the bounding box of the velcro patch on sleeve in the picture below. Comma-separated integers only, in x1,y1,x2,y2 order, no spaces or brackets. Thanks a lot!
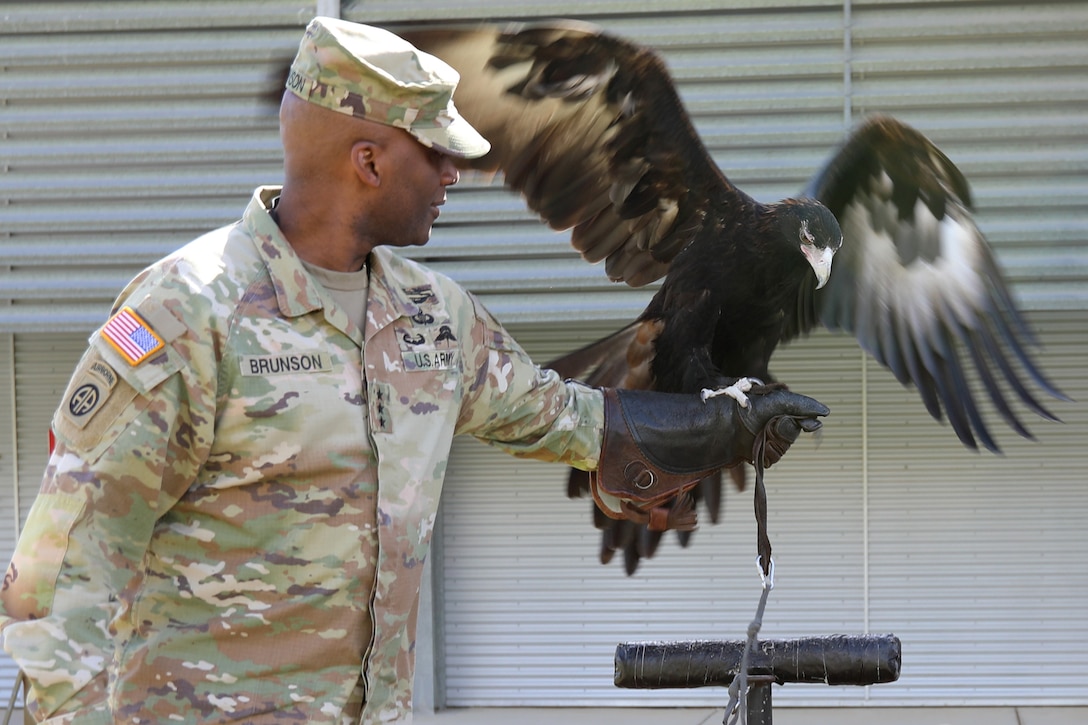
62,357,119,429
101,306,164,366
54,349,141,458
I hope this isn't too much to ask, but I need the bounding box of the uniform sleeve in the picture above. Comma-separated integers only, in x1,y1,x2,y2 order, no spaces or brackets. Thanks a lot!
0,319,214,722
455,293,603,470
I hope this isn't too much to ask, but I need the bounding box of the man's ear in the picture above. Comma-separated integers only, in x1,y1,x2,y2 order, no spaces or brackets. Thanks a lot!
351,140,381,187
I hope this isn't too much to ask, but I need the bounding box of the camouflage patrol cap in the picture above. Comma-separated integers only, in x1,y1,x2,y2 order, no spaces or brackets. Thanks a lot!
286,17,490,159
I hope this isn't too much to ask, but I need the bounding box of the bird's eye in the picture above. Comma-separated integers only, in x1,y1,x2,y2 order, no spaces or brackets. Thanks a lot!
800,224,815,246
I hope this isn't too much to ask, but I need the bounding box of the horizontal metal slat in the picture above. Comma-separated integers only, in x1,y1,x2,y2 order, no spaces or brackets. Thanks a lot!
2,1,315,32
357,0,843,25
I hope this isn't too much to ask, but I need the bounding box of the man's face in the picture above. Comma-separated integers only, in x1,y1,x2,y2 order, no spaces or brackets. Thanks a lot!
358,131,460,250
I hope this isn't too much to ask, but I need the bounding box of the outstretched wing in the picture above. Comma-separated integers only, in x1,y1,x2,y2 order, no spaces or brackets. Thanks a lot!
406,21,753,574
799,115,1068,452
404,21,741,287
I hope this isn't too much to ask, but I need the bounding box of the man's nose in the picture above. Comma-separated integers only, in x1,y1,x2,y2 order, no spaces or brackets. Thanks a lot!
441,156,460,186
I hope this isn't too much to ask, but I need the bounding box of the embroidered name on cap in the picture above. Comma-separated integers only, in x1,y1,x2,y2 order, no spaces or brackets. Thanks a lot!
240,353,334,377
101,306,164,366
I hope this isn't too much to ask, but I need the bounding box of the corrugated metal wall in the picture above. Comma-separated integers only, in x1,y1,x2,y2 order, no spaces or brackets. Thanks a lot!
1,0,1086,712
0,334,12,711
0,335,15,598
2,0,1086,332
863,313,1088,702
0,1,306,332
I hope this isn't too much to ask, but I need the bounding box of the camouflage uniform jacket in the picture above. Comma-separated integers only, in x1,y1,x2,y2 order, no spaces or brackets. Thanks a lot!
0,186,603,724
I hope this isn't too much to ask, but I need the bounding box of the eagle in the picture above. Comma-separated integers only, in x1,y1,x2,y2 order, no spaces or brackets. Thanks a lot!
403,21,1069,573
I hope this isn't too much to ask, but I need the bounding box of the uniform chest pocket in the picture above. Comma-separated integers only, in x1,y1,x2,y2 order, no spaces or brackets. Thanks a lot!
233,351,346,420
205,350,366,486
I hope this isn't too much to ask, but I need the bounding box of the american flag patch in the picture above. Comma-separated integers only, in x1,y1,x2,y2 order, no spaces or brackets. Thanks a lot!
101,306,164,366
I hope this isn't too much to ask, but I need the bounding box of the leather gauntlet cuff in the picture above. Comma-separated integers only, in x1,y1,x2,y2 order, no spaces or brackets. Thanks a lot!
590,386,828,532
590,388,739,530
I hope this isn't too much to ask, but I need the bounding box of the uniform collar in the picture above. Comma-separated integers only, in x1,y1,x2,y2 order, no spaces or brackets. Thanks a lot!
365,247,445,343
244,186,442,345
243,186,361,343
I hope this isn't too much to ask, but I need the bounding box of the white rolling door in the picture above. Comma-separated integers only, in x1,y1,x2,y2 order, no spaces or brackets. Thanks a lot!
437,313,1087,706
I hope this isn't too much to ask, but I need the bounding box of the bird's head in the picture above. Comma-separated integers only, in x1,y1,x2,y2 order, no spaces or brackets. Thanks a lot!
774,199,842,290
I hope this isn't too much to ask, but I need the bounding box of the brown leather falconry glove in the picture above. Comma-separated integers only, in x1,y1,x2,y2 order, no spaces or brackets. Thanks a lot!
590,387,829,532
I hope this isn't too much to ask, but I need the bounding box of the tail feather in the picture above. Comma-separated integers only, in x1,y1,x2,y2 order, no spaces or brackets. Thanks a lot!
551,319,726,576
545,323,641,387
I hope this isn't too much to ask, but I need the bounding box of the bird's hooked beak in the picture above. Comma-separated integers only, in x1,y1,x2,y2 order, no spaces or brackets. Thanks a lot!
802,243,836,290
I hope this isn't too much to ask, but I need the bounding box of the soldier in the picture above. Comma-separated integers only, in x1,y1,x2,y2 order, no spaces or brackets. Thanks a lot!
0,17,828,725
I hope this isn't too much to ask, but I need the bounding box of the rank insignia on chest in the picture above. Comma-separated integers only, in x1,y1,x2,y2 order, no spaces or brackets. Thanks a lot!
101,306,165,366
372,382,393,434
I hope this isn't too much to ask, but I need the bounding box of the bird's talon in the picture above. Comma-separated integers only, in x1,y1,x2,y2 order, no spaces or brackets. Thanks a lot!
700,377,759,408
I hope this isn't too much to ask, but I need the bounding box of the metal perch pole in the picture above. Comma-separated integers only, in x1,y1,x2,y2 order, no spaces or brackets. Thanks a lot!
615,634,901,725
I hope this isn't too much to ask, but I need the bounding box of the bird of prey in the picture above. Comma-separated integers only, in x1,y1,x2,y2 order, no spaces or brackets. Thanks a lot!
404,21,1068,573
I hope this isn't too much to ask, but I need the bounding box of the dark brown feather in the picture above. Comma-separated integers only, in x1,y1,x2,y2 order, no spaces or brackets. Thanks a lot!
405,23,729,288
